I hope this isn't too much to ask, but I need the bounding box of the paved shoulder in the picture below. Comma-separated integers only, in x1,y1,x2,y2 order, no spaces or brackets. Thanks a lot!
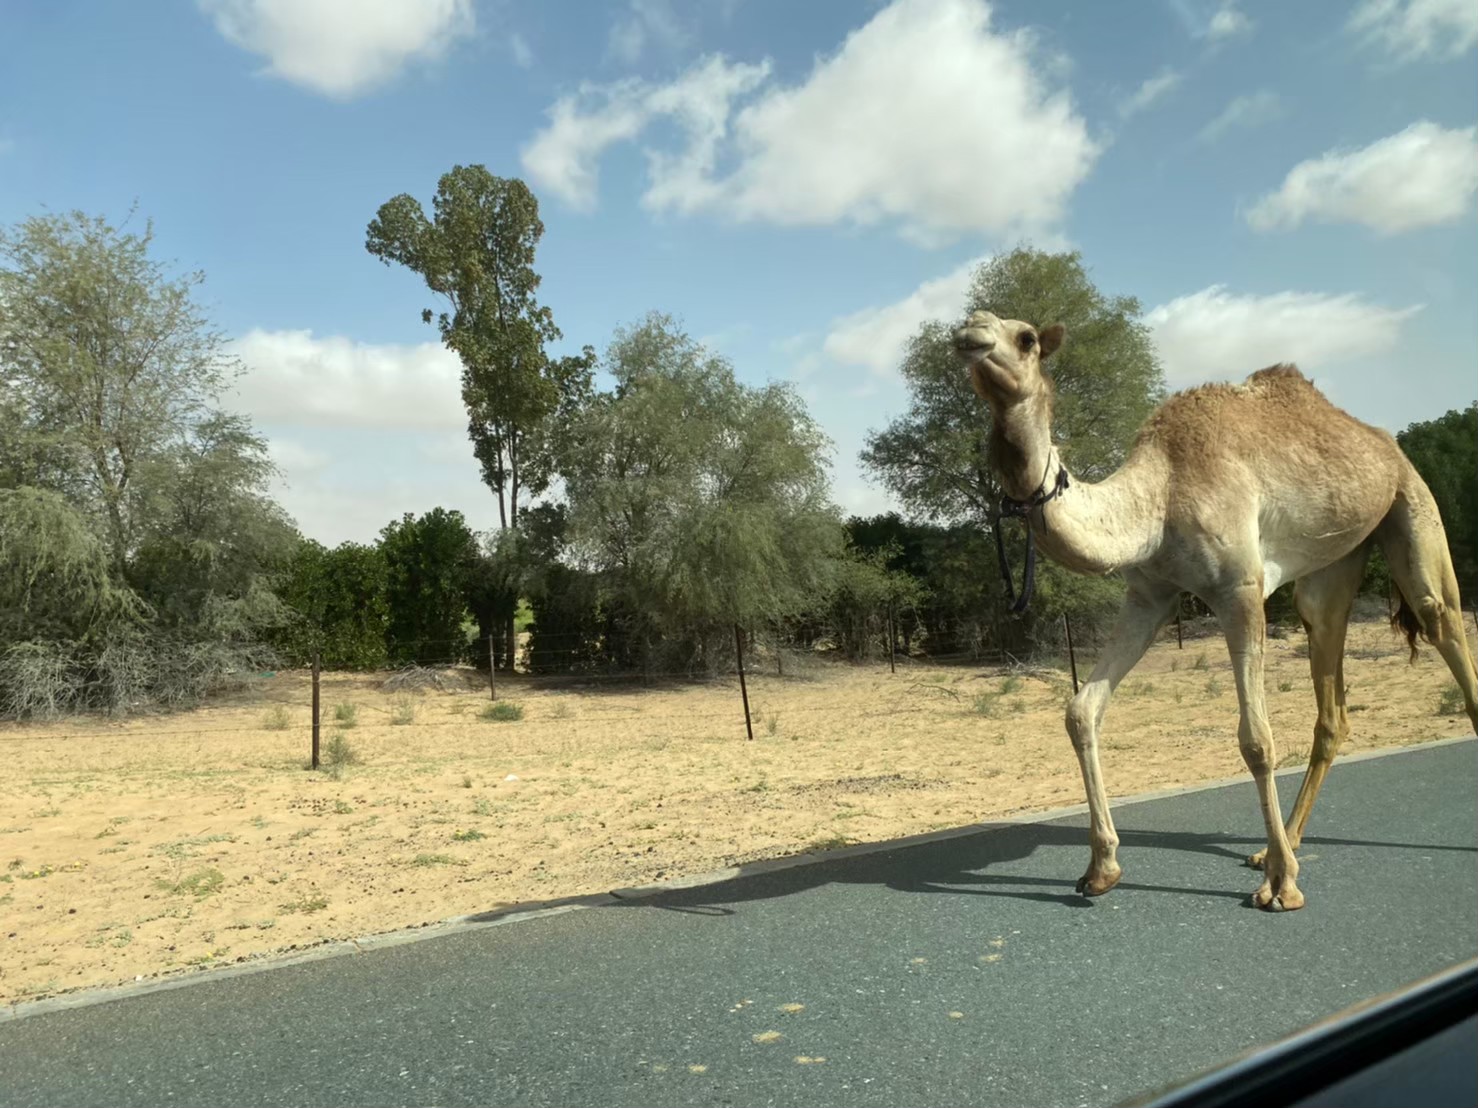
2,740,1475,1108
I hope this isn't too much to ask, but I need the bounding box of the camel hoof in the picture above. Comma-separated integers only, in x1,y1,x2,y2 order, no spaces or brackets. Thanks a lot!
1252,878,1305,912
1075,868,1122,897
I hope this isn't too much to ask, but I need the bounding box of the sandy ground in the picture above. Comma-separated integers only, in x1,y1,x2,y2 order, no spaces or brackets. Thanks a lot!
2,616,1473,1005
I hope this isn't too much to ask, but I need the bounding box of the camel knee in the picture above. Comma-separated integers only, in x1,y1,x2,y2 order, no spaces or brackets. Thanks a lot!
1413,595,1447,640
1311,719,1343,762
1065,694,1097,751
1238,721,1274,774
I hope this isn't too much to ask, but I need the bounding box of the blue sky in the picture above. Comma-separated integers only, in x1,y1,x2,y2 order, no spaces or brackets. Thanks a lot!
3,0,1475,543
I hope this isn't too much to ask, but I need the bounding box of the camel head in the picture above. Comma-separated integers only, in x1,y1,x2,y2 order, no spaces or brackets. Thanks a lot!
952,310,1064,403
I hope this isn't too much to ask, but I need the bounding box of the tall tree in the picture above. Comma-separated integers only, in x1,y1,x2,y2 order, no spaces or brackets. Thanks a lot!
861,248,1164,644
365,166,591,667
0,210,236,572
365,165,588,528
561,313,844,670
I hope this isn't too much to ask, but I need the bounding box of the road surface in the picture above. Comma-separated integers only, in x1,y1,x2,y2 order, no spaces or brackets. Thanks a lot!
2,737,1474,1108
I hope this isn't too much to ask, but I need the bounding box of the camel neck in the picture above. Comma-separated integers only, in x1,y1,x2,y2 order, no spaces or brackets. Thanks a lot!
989,395,1167,576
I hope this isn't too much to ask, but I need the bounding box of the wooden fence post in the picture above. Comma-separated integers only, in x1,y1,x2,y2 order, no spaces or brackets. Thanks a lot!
1063,614,1080,695
887,603,897,674
487,633,497,701
735,624,754,741
310,650,321,770
1176,611,1184,650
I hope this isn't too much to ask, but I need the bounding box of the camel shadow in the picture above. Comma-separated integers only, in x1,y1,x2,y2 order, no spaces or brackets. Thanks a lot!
601,818,1477,917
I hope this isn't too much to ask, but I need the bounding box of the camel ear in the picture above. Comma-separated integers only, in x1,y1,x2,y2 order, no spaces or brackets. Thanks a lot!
1039,323,1065,359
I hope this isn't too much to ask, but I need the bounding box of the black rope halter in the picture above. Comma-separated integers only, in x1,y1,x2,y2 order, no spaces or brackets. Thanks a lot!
994,459,1070,615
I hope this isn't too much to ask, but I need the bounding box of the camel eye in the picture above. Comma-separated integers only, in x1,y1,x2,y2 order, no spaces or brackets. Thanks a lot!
1019,332,1036,350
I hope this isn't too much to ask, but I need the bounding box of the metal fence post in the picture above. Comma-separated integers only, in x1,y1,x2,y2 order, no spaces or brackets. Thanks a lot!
488,632,497,701
735,624,754,741
310,650,321,770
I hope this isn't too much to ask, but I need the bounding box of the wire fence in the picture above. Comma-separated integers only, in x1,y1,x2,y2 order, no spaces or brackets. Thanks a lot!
5,610,1250,750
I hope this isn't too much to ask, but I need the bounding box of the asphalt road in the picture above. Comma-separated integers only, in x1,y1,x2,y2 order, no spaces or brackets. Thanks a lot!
2,738,1475,1108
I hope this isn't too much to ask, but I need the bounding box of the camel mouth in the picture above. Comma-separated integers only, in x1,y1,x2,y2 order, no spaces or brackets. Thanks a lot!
952,328,995,357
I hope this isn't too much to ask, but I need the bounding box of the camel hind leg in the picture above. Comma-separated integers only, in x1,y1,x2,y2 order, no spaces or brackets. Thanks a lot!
1377,472,1478,733
1248,544,1368,870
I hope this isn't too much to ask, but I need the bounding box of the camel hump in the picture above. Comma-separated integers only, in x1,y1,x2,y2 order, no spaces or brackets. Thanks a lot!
1246,363,1313,389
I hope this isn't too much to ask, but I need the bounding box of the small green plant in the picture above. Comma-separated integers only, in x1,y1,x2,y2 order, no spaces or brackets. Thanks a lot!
1173,689,1184,705
1193,652,1209,671
765,713,779,736
971,692,1002,718
1437,685,1465,716
161,867,225,898
409,852,465,867
549,700,573,720
481,701,524,722
324,733,359,767
390,697,416,726
1278,679,1294,692
1205,676,1223,698
999,675,1023,695
333,799,353,815
1277,746,1308,769
333,703,358,728
462,775,474,788
472,796,493,815
1169,658,1179,672
279,895,328,915
262,706,291,731
452,828,486,842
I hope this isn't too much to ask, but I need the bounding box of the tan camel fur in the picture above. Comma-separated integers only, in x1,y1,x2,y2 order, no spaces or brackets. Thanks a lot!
952,309,1478,911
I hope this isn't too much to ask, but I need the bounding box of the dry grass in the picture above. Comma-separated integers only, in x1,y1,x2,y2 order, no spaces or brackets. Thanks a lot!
0,618,1470,1004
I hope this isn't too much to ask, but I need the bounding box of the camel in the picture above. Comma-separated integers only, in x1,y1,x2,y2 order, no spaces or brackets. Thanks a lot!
951,309,1478,911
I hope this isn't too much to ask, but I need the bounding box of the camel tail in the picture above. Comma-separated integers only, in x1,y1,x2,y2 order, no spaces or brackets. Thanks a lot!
1391,592,1425,663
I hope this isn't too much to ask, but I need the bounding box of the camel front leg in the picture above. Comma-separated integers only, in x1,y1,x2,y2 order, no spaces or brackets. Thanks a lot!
1218,583,1304,912
1064,579,1180,896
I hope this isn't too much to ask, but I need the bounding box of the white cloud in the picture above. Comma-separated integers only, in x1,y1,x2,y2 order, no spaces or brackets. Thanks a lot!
268,439,332,476
606,0,689,65
1348,0,1478,61
1198,90,1282,143
228,329,465,431
523,0,1100,242
521,58,770,213
823,257,986,376
1246,121,1478,234
1145,286,1423,387
509,32,533,69
1206,3,1253,40
1118,69,1182,119
198,0,473,99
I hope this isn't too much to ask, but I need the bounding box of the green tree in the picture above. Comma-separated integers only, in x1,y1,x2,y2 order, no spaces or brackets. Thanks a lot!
128,413,297,637
561,313,843,671
366,166,592,667
379,507,479,666
861,248,1164,648
1398,404,1477,602
272,540,391,669
0,210,237,571
0,487,137,645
